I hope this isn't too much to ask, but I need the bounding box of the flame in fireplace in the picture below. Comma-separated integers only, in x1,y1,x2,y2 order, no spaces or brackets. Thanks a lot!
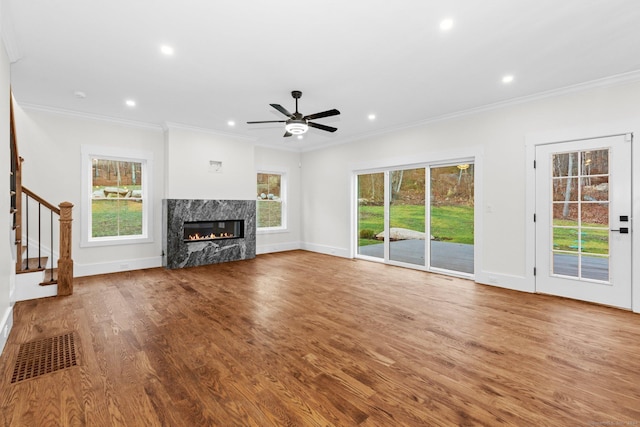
187,232,234,241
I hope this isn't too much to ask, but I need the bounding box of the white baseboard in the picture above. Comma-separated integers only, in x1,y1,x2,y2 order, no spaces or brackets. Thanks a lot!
74,256,163,277
0,305,14,356
256,241,301,255
300,242,350,258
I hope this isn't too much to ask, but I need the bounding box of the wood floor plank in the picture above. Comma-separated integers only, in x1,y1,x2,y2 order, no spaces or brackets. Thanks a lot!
2,250,640,426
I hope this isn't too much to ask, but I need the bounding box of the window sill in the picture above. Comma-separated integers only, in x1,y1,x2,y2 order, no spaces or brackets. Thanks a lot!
80,234,153,248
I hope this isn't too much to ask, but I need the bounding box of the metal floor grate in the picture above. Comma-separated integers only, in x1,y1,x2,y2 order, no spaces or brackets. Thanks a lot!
11,332,78,383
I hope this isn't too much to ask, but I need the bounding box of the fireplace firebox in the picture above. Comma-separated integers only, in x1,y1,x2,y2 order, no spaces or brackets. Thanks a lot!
183,220,244,242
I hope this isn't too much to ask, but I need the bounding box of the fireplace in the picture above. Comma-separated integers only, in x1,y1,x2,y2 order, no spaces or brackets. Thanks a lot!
183,220,244,242
162,199,256,269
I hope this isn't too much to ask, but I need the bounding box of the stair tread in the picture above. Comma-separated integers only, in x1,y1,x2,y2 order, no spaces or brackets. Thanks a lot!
17,257,50,273
40,267,58,286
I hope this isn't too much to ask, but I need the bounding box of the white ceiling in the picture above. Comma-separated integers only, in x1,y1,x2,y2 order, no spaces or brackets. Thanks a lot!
4,0,640,151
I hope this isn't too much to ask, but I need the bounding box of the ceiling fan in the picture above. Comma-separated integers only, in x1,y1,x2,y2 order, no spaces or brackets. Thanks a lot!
247,90,340,137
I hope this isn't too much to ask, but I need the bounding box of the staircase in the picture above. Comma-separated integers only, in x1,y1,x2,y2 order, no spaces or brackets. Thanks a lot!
10,93,74,301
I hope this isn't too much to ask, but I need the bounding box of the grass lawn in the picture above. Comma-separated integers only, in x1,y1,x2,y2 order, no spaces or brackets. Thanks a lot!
358,204,474,246
552,219,608,254
257,200,282,228
92,199,143,237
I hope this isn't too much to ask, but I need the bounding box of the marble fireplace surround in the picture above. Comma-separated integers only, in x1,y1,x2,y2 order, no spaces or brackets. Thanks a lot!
162,199,256,269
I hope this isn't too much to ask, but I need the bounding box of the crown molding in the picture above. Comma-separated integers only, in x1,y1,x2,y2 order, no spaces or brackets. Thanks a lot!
162,122,257,142
419,69,640,125
19,103,164,131
17,69,640,154
253,140,303,153
302,69,640,152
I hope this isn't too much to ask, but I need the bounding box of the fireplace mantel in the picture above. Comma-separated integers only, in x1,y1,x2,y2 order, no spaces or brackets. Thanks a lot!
162,199,256,269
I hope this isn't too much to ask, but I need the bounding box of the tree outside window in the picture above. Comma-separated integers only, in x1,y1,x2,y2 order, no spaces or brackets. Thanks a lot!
257,172,285,229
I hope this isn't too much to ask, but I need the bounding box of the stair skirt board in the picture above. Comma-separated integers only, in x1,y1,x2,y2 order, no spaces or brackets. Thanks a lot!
15,272,57,301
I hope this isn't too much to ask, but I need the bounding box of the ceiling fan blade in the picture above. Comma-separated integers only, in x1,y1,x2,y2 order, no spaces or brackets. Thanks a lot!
308,122,338,133
247,120,287,124
270,104,293,118
303,109,340,121
284,131,293,137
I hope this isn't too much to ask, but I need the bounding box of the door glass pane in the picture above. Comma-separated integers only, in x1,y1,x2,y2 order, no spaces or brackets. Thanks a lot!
552,227,579,253
430,164,474,274
553,152,579,177
582,149,608,175
357,173,384,259
550,149,609,281
552,178,578,201
553,202,578,226
581,176,608,201
389,168,425,266
581,202,608,226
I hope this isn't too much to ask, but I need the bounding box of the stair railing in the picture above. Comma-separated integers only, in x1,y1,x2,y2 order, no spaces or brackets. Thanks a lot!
10,91,74,296
21,187,60,279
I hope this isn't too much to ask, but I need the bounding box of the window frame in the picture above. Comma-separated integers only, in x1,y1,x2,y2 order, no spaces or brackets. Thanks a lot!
256,169,287,233
80,145,154,247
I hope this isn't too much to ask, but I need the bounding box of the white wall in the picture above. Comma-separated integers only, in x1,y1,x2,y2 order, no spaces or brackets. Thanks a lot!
301,79,640,298
14,107,165,276
254,146,302,254
5,55,640,315
164,125,255,200
0,31,15,354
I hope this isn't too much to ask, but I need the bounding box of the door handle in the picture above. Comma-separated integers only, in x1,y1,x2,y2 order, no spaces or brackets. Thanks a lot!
611,227,629,234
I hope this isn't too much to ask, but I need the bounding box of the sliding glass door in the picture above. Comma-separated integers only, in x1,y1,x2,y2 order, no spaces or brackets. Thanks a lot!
429,164,474,274
357,172,384,260
355,162,474,276
389,168,426,266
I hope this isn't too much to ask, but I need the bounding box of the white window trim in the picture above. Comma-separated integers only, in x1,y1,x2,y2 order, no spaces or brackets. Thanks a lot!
80,145,154,247
256,169,288,233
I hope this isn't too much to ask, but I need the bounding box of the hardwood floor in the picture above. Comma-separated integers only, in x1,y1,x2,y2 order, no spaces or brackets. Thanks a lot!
1,250,639,426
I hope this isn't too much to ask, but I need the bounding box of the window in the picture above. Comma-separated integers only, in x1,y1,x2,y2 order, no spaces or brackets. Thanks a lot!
257,171,286,230
81,146,153,247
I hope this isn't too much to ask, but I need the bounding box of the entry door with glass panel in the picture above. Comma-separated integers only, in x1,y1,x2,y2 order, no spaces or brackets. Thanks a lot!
535,135,632,309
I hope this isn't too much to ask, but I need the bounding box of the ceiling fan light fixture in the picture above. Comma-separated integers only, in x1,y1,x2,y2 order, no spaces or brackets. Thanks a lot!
285,120,309,135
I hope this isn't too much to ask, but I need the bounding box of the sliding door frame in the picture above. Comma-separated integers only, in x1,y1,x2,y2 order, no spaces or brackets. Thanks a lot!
351,149,483,280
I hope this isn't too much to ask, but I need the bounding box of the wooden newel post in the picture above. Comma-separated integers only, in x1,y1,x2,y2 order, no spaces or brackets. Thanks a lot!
58,201,74,296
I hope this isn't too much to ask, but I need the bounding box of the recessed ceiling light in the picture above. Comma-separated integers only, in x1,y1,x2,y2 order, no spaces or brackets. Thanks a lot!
440,18,454,31
125,99,136,107
368,114,376,121
73,90,86,99
502,74,514,84
227,120,235,127
160,45,174,55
